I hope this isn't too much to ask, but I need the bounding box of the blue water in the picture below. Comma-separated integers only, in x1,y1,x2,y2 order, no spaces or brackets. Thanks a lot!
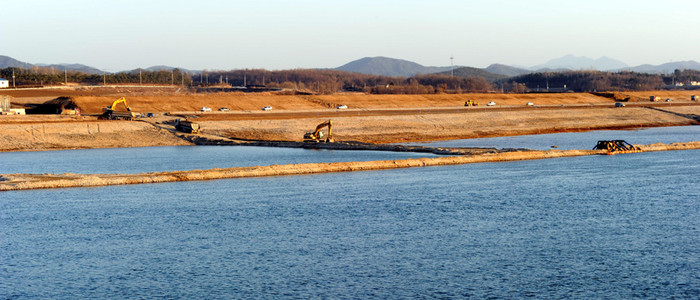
0,146,436,175
1,128,699,298
410,125,700,150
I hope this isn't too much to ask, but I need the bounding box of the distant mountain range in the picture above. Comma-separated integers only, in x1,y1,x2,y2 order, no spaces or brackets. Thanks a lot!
335,56,700,78
0,55,195,74
619,61,700,74
530,54,629,71
2,54,700,79
35,63,103,74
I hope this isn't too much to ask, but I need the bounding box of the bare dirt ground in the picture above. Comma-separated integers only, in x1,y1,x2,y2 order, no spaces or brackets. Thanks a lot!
1,86,698,151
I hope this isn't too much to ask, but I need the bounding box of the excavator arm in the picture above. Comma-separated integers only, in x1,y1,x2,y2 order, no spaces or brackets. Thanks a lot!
304,120,334,142
100,97,135,120
107,97,132,111
312,120,332,138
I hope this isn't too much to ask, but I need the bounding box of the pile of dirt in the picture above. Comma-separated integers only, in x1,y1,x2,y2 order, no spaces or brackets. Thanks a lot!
0,120,191,152
591,92,633,102
24,96,81,114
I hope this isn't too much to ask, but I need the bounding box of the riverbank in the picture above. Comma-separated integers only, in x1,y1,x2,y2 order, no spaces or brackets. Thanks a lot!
2,89,700,151
1,104,698,151
1,141,698,191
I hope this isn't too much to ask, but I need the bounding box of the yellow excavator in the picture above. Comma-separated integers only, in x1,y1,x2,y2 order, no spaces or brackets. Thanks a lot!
303,120,334,143
464,99,479,106
100,97,136,120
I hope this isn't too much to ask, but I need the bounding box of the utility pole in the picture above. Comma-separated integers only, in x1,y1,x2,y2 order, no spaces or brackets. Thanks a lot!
64,67,67,86
139,69,142,85
12,68,15,88
450,56,454,78
103,71,106,85
171,70,174,85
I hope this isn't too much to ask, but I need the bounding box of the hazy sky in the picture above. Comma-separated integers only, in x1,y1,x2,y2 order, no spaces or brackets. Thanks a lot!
1,0,697,71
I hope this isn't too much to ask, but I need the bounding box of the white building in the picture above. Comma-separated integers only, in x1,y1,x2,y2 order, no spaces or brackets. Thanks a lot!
0,78,9,88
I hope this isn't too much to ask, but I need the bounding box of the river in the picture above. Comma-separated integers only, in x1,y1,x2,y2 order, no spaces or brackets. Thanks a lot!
410,125,700,150
1,127,698,298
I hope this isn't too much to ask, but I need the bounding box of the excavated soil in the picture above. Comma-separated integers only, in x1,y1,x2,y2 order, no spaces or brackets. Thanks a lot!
1,87,698,151
1,87,698,190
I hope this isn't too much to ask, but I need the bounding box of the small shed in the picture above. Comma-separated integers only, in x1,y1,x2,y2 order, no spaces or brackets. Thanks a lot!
0,78,9,88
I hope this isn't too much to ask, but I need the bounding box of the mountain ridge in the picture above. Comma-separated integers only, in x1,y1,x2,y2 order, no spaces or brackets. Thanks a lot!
530,54,629,71
335,56,454,77
2,54,700,78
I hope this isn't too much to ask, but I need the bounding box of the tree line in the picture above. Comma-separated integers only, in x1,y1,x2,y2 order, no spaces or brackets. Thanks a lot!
3,66,700,93
195,69,490,94
0,67,192,86
496,70,700,93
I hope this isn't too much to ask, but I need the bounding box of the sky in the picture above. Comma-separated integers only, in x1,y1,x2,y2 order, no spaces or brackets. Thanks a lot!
1,0,698,72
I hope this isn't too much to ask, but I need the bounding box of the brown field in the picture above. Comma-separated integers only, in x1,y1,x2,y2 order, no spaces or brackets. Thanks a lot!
1,86,699,151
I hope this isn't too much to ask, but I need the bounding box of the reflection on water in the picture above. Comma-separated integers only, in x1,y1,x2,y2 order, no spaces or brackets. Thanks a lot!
1,150,698,298
1,126,699,298
0,145,436,175
410,125,700,150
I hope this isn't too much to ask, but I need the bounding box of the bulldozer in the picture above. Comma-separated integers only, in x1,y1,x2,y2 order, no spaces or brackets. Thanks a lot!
100,97,136,120
464,99,479,106
303,120,334,143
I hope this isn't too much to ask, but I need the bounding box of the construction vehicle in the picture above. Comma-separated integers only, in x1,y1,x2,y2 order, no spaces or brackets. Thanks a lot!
464,99,479,106
174,118,200,134
303,120,334,143
100,97,135,120
593,140,641,155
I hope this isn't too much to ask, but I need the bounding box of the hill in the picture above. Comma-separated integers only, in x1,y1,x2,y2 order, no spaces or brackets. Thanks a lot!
2,55,103,74
531,54,629,71
144,65,197,73
620,60,700,74
336,56,453,77
0,55,33,69
38,63,103,74
435,66,507,82
484,64,531,77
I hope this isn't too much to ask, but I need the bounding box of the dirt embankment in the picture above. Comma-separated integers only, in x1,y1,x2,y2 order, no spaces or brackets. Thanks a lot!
201,106,699,144
1,141,698,191
1,88,699,151
54,92,625,114
0,119,191,152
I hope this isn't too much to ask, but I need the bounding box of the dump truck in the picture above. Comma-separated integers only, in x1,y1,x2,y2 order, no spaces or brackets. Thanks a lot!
464,99,479,106
174,119,200,134
303,120,334,143
100,97,135,120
